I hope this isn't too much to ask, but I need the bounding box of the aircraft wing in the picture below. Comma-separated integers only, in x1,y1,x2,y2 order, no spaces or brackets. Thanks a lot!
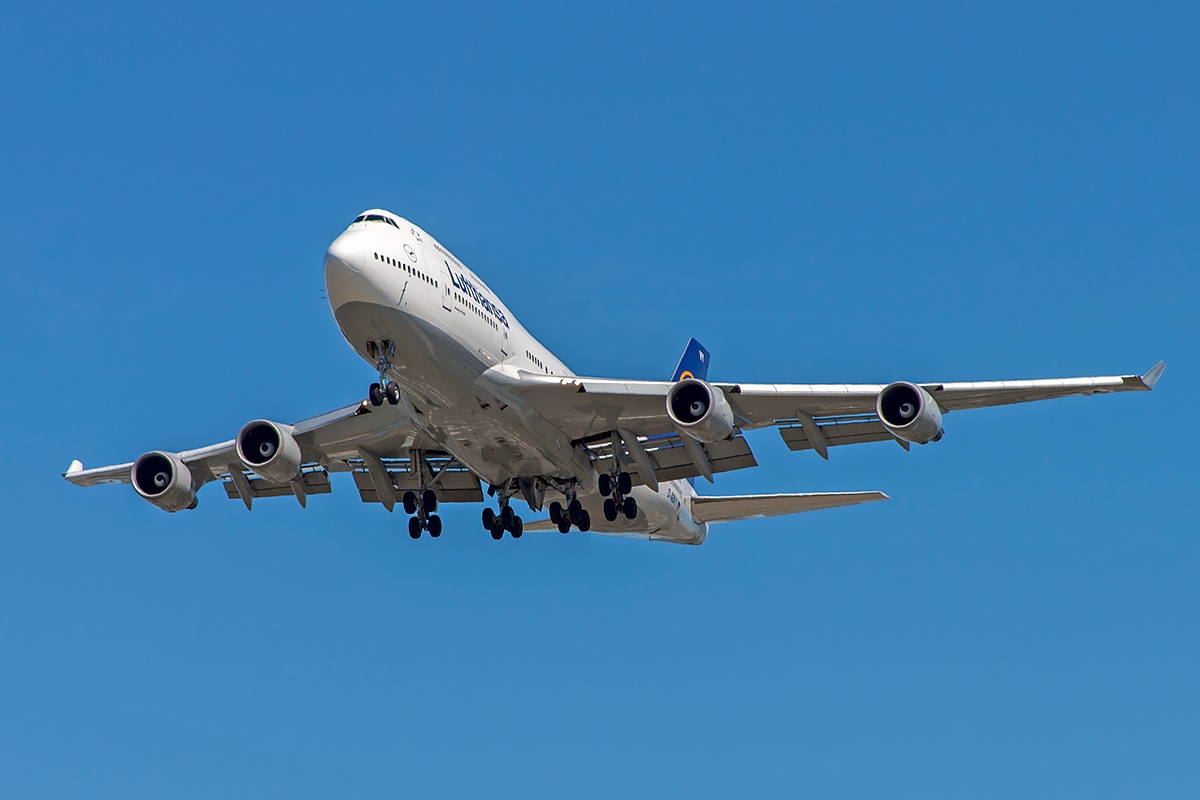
63,400,484,510
513,362,1165,446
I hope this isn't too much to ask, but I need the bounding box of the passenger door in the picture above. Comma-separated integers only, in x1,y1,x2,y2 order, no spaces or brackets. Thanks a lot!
437,258,453,312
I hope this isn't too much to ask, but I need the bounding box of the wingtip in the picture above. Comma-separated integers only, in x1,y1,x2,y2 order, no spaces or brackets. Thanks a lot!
1142,361,1166,390
63,459,83,478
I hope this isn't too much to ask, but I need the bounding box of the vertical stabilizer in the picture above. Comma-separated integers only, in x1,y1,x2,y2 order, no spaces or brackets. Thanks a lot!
671,338,711,382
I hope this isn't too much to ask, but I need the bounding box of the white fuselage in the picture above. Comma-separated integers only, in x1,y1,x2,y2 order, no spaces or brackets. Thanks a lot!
323,210,706,544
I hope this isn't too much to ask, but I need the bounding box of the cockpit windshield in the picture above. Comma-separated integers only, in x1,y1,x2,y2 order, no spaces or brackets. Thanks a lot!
352,213,400,228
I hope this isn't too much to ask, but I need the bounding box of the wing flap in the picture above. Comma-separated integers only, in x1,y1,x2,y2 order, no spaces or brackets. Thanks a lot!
779,416,894,453
690,491,889,524
350,454,485,505
582,431,757,486
222,469,332,501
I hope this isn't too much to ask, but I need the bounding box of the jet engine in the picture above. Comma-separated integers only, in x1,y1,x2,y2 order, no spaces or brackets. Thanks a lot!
236,419,302,484
132,451,197,512
876,381,944,444
666,378,735,443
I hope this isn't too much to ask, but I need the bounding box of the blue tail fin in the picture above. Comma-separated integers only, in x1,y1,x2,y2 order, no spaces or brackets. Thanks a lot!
671,338,710,381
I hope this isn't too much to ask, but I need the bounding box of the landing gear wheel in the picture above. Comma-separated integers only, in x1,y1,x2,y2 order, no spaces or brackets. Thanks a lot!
623,496,638,520
500,505,515,529
427,515,442,538
568,499,584,525
578,510,592,533
482,507,496,529
490,523,504,540
386,382,401,405
557,518,571,535
369,383,384,407
617,471,632,495
422,489,438,513
510,517,523,538
549,502,564,526
603,498,618,522
403,491,418,515
408,516,422,538
598,473,612,497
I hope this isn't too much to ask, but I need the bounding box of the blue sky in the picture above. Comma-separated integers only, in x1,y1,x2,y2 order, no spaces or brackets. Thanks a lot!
1,2,1196,797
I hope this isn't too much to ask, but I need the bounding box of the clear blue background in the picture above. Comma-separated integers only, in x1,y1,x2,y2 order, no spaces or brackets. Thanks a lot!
1,2,1196,797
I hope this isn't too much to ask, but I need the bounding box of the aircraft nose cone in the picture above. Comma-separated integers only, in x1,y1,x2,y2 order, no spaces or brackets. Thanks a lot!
324,234,364,283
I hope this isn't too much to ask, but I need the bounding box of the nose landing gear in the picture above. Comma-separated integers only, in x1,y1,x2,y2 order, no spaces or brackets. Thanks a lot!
366,340,402,407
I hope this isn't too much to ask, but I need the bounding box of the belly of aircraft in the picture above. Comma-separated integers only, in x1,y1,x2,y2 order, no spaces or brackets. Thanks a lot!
333,300,580,486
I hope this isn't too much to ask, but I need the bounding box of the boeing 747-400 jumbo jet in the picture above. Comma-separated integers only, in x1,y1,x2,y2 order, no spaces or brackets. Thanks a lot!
64,210,1165,544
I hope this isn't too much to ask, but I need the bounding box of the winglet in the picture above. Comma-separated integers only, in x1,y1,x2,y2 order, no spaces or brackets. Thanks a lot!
64,459,83,477
1142,361,1166,390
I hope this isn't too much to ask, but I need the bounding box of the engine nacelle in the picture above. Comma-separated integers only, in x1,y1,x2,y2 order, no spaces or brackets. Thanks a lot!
876,381,944,444
131,451,197,512
666,378,735,443
236,419,302,484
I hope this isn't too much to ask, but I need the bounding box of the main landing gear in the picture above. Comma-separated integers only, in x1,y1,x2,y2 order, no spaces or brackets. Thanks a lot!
366,340,402,407
481,501,524,540
598,470,638,522
400,450,441,538
403,488,441,538
548,486,591,534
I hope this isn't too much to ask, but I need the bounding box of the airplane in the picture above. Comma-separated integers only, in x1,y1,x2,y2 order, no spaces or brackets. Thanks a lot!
63,209,1166,545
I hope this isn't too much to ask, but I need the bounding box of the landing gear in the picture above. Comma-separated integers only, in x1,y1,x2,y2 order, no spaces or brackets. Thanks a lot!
623,496,637,520
482,494,524,539
401,450,440,539
598,469,637,522
550,487,591,534
366,340,402,407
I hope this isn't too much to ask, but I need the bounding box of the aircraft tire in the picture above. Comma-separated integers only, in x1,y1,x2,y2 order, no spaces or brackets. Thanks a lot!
511,517,523,538
617,472,632,495
422,489,437,513
403,492,418,515
623,496,637,520
557,518,571,535
428,515,442,538
549,502,563,525
598,473,612,497
578,510,591,533
386,382,401,405
490,523,504,540
408,517,422,538
369,383,384,407
603,498,618,522
482,507,495,529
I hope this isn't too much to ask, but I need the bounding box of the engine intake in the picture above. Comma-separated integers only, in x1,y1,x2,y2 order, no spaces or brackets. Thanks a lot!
876,381,944,444
666,378,735,443
236,420,302,484
132,451,197,512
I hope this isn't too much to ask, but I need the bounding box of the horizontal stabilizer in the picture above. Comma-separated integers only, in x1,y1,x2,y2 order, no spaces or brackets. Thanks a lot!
690,491,888,524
